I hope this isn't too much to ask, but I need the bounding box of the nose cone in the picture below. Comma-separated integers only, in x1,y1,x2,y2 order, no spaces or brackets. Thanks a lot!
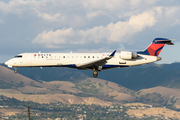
4,61,9,65
4,60,13,68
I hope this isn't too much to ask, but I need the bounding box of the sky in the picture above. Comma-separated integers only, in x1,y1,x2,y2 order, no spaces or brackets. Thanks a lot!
0,0,180,64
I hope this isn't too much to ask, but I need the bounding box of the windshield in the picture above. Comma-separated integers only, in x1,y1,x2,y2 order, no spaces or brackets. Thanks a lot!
14,55,23,58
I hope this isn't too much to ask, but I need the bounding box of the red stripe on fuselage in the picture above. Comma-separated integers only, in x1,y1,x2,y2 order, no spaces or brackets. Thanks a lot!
147,44,165,56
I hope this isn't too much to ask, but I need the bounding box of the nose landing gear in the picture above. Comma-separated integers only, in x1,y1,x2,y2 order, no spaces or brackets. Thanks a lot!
14,67,18,74
14,70,18,74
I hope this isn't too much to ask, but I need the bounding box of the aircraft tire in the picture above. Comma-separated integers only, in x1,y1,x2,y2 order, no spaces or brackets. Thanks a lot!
93,70,98,78
14,70,18,74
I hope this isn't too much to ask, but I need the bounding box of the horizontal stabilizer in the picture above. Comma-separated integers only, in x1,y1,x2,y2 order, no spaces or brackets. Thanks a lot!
153,38,174,45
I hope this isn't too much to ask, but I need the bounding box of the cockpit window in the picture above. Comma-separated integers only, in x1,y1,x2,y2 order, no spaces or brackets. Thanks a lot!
14,55,23,58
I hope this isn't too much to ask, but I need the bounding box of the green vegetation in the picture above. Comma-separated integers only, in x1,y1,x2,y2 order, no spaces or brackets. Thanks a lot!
138,93,164,105
2,63,180,119
0,80,25,89
74,81,100,94
30,81,41,88
3,62,180,91
50,83,62,90
0,95,168,120
98,82,103,87
110,95,118,98
136,91,141,95
105,81,108,85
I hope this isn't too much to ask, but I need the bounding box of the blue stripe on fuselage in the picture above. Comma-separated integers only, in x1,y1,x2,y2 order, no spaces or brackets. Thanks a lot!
16,64,129,70
62,64,129,70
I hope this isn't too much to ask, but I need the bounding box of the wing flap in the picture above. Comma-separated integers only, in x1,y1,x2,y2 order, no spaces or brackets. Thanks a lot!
76,50,116,69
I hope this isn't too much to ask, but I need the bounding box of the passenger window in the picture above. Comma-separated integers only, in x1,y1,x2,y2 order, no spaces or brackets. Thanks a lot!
63,56,65,58
88,56,90,58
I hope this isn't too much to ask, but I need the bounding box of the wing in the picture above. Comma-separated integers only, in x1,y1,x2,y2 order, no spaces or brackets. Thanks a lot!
76,50,116,69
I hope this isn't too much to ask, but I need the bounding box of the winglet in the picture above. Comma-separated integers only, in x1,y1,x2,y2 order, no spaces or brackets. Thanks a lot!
109,50,116,57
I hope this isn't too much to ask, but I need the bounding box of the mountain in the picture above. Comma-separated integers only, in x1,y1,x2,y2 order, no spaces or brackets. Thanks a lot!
97,66,180,90
2,63,180,108
0,65,46,89
135,86,180,108
1,63,88,82
2,62,180,91
157,62,180,71
0,65,135,105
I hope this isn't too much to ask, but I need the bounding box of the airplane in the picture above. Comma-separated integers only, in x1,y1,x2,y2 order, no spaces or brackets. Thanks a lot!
5,38,174,78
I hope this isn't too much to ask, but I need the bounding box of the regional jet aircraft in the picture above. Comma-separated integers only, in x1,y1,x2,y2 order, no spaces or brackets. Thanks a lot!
5,38,173,77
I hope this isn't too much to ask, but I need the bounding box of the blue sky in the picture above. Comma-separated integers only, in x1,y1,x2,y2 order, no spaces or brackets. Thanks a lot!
0,0,180,64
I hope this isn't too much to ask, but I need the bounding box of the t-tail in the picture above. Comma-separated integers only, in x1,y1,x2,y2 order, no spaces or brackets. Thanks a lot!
137,38,174,56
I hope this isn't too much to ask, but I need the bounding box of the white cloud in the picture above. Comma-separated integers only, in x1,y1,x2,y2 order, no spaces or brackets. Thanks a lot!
0,0,32,15
1,0,180,64
0,0,66,22
81,0,159,11
86,10,105,19
148,6,180,28
32,10,157,48
35,11,62,22
32,28,75,48
129,11,156,28
0,0,179,28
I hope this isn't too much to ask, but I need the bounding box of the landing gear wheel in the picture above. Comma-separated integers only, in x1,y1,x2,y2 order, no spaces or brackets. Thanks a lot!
14,70,18,74
14,67,18,74
93,70,98,78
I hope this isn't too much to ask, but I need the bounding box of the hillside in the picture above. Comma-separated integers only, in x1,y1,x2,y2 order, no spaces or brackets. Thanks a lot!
96,65,180,90
3,62,180,91
136,86,180,108
0,65,135,105
2,63,180,108
0,65,46,88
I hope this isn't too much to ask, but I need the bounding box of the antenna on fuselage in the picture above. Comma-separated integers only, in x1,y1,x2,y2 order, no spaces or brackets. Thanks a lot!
70,51,73,53
39,51,41,53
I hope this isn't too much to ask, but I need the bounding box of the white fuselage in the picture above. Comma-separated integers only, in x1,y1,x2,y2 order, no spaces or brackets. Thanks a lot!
5,52,160,70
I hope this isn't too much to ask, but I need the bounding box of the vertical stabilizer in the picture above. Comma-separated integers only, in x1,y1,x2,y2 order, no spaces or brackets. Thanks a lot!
137,38,174,56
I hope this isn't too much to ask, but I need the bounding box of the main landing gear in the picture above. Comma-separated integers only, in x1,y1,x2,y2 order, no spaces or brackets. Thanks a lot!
14,67,18,74
93,66,102,78
93,70,98,78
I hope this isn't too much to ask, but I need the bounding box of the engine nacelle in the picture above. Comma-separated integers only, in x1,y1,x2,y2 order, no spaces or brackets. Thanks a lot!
120,51,138,60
